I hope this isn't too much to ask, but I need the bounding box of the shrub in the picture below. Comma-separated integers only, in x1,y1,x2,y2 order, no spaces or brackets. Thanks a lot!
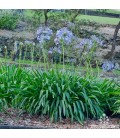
13,69,104,123
0,12,18,30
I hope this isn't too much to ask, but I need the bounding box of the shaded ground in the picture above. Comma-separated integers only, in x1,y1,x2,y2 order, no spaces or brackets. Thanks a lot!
0,108,120,129
0,29,34,40
0,22,119,40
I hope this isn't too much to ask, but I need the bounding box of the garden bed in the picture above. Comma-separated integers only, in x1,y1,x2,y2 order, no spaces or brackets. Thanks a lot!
0,108,120,129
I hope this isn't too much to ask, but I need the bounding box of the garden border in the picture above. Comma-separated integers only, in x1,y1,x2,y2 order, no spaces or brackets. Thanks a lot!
0,125,51,129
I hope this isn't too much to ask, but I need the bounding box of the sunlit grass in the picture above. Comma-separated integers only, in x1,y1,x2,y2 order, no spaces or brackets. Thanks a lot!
0,57,120,76
77,15,120,25
24,10,120,25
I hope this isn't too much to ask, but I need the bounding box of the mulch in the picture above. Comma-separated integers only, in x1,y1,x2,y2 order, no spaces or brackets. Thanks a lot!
0,108,120,129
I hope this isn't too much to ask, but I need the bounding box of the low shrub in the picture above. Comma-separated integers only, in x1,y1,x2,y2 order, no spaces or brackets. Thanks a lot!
13,69,104,123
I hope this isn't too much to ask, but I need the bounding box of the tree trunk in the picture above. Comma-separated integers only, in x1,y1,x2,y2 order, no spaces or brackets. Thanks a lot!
104,21,120,60
71,9,81,23
44,9,49,26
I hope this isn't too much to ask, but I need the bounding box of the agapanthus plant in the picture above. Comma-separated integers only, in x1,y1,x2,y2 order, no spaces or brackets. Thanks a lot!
102,60,114,71
24,40,35,46
54,27,75,46
75,35,104,49
48,46,61,54
91,35,104,47
37,26,53,45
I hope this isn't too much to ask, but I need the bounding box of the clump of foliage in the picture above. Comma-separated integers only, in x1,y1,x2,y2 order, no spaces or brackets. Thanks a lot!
12,69,104,123
0,64,120,123
0,65,27,108
0,10,19,30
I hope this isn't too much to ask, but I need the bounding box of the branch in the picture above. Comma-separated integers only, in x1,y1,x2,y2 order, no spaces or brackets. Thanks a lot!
104,21,120,60
71,9,81,23
44,9,50,26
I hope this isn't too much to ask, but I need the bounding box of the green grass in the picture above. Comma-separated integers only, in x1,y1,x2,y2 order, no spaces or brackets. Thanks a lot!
77,15,120,25
105,9,120,15
90,9,120,15
24,10,120,25
0,57,120,76
23,10,35,18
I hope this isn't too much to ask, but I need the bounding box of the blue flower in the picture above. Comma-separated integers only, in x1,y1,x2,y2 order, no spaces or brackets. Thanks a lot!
75,35,104,49
102,60,114,71
48,46,61,54
54,27,74,46
91,35,104,47
37,27,53,44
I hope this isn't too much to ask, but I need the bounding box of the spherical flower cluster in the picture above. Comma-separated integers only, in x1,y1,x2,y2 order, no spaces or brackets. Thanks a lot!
74,38,92,49
75,35,104,49
54,27,74,45
48,46,61,54
102,60,114,71
91,35,104,46
37,27,53,44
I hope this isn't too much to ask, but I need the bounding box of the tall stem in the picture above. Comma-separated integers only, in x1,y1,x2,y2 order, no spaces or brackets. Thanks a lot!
4,46,7,64
31,45,34,68
62,45,65,70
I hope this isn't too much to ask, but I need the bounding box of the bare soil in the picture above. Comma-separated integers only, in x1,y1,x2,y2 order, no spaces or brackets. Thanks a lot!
0,23,119,40
0,108,120,129
0,29,34,40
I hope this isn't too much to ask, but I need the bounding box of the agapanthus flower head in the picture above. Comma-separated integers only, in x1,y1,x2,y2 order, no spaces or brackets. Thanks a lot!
102,60,114,71
54,27,74,45
48,46,61,54
75,35,104,49
37,27,53,44
76,38,93,49
91,35,104,46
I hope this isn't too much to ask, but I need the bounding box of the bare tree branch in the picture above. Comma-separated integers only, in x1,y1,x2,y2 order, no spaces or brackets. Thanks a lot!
71,9,81,23
104,21,120,60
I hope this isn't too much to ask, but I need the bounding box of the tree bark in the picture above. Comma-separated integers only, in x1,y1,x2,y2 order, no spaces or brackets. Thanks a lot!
44,9,50,26
104,21,120,60
71,9,81,23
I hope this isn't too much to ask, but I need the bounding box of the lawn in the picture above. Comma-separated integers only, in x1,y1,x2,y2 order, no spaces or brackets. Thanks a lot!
24,10,120,25
0,57,120,76
90,9,120,15
77,15,120,25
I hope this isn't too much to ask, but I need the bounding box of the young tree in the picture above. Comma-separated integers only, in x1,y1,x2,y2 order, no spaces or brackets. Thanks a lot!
44,9,51,26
